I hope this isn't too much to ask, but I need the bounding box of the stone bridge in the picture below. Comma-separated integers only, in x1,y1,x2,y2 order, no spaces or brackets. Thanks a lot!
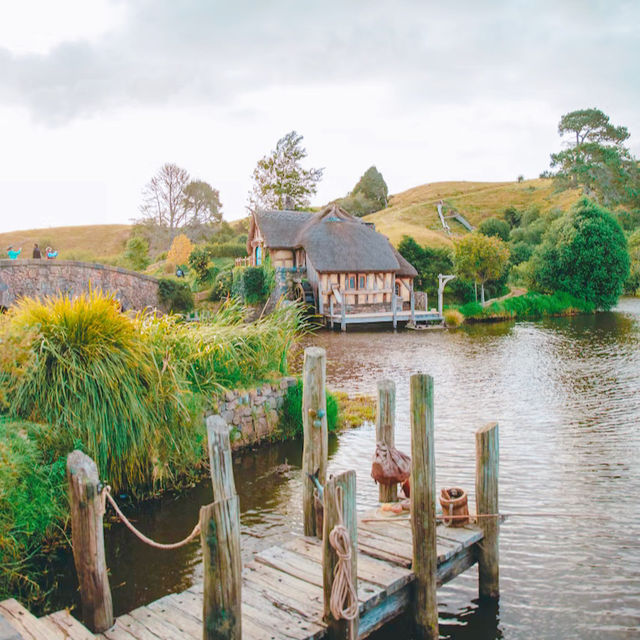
0,259,160,310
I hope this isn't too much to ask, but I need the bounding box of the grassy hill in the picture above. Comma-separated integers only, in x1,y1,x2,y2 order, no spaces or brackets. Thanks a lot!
0,224,132,261
364,178,582,248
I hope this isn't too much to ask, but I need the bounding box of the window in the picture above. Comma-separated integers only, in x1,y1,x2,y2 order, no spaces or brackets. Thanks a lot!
349,276,356,289
395,282,401,296
359,275,366,289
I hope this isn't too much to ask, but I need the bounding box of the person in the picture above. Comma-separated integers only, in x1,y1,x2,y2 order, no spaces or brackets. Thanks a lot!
32,243,41,259
7,245,21,260
45,246,58,259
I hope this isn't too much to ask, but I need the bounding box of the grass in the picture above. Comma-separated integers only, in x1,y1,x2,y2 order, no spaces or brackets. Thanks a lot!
443,308,464,327
332,392,376,429
0,224,131,263
364,178,582,248
459,291,595,322
279,378,340,438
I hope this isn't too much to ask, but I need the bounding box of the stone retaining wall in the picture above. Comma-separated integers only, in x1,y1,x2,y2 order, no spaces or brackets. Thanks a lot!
0,259,159,310
214,376,298,448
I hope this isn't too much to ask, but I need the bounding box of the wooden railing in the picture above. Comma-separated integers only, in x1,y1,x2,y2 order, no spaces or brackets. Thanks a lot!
234,256,252,267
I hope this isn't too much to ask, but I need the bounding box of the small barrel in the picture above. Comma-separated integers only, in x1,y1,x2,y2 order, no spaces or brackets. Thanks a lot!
439,487,469,527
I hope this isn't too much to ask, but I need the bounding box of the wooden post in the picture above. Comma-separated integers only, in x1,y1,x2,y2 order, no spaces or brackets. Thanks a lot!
66,450,113,633
302,347,329,537
202,415,242,639
330,296,334,329
392,294,397,329
376,379,397,503
410,289,416,325
410,374,438,640
476,422,499,600
341,295,346,332
323,470,358,640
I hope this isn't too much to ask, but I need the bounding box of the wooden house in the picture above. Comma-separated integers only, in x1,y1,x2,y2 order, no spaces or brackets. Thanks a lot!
246,205,426,327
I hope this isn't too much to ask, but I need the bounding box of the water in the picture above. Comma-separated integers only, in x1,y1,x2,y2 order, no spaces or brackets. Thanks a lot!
46,300,640,638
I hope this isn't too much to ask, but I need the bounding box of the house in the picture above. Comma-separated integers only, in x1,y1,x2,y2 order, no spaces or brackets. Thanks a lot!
246,204,427,327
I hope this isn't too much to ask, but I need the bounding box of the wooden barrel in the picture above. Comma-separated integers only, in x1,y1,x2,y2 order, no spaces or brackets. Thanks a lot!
439,487,469,527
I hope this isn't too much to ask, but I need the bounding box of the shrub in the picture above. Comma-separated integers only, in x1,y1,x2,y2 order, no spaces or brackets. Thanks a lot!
231,264,275,304
188,247,210,284
503,206,522,228
209,269,233,301
509,241,534,266
124,235,150,271
478,217,510,242
158,278,194,313
206,241,247,258
279,378,339,439
167,234,194,266
443,309,464,327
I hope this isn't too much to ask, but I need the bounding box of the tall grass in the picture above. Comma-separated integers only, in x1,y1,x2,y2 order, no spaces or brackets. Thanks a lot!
0,292,305,493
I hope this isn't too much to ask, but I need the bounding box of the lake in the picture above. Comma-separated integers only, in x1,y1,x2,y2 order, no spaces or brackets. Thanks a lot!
46,299,640,639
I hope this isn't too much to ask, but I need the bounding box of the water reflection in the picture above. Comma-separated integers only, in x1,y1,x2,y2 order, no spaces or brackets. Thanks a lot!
43,300,640,638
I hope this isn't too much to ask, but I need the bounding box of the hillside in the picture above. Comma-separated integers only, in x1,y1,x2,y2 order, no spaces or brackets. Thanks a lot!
364,178,582,248
0,224,132,261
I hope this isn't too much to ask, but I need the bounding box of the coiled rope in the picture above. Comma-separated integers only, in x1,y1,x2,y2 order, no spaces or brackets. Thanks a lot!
328,487,359,621
100,485,201,550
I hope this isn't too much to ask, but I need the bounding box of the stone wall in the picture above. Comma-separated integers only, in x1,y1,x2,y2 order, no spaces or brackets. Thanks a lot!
214,376,298,449
0,259,159,311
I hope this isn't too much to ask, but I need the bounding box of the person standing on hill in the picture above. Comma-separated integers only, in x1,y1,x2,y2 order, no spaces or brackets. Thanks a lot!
7,246,21,259
32,243,41,259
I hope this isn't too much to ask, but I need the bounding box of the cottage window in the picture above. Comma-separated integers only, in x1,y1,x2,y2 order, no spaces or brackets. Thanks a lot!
359,275,365,289
349,276,355,289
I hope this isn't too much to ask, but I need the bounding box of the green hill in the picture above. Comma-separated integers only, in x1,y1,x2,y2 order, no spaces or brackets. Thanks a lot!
364,178,582,248
0,224,132,261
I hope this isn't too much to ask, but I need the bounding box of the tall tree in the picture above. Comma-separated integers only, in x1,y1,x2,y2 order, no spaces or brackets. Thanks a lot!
339,166,389,217
248,131,323,211
183,180,223,226
550,108,640,208
138,163,191,232
454,233,510,304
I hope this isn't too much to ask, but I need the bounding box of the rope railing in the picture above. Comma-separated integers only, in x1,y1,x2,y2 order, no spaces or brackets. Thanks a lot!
100,485,201,550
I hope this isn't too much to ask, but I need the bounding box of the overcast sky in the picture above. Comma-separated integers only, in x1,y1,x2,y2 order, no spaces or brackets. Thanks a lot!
0,0,638,232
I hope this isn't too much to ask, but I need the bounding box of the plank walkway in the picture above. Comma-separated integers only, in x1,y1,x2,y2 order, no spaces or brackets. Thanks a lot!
0,515,481,640
323,310,443,327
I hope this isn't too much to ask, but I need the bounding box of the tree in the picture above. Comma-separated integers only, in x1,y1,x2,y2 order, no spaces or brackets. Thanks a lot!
550,109,640,208
531,198,629,309
166,234,194,267
188,246,210,284
183,180,222,227
124,235,150,271
624,229,640,294
338,166,389,217
248,131,323,211
454,233,510,304
478,217,510,242
138,163,191,232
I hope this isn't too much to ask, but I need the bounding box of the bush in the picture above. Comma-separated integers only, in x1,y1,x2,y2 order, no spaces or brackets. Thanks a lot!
279,378,339,438
158,278,194,313
206,241,247,258
231,264,274,304
443,309,464,327
209,269,233,301
478,217,510,242
124,235,150,271
503,206,522,228
509,241,534,266
188,247,210,284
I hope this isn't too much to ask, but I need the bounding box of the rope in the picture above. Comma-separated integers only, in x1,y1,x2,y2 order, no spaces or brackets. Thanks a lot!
101,486,201,550
328,487,359,622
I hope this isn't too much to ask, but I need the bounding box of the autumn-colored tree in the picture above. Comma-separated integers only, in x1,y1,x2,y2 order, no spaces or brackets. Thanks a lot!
166,234,194,267
454,233,510,303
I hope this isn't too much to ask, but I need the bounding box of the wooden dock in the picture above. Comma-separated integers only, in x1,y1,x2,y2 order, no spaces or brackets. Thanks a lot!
0,351,499,640
323,309,443,330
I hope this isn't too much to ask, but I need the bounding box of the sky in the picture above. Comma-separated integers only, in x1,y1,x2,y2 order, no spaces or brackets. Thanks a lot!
0,0,639,232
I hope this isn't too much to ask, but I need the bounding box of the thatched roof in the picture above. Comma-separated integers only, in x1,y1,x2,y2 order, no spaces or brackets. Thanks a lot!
252,205,418,276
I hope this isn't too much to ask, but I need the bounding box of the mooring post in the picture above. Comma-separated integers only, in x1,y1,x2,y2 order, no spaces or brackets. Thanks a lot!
330,296,335,328
376,379,397,503
476,422,499,600
201,415,242,639
410,289,416,325
341,297,346,332
323,470,358,640
66,450,114,633
302,347,329,537
410,374,438,640
392,294,397,329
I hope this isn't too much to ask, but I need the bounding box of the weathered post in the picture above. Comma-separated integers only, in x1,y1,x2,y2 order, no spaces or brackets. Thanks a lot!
392,294,397,329
410,289,416,325
341,296,346,332
376,379,397,503
476,422,499,600
330,296,335,329
66,450,113,633
323,470,358,640
201,415,242,639
302,347,329,537
410,374,438,640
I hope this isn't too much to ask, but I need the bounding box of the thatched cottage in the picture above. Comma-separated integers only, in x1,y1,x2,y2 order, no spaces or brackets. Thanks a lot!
246,204,418,316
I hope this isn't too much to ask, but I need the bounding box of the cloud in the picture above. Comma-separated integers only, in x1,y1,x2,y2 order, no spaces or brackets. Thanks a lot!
0,0,638,127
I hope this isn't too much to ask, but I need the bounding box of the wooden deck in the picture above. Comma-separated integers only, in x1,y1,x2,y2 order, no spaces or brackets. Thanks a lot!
324,309,443,328
0,513,481,640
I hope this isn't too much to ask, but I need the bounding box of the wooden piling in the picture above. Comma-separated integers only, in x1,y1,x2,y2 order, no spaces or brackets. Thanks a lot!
392,294,397,329
476,422,499,600
376,379,397,503
302,347,329,537
323,470,358,640
66,450,113,633
409,374,438,640
201,415,242,640
341,298,346,332
330,296,335,328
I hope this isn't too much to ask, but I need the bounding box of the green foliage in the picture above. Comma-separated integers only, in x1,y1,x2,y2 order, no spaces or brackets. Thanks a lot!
182,180,223,226
623,228,640,294
206,241,247,258
248,131,323,211
508,241,534,266
337,192,381,218
158,278,195,313
209,269,233,301
339,166,389,216
550,108,640,208
530,198,630,309
232,264,274,304
478,217,510,242
188,247,210,284
459,291,595,321
0,418,66,606
503,205,522,228
124,235,150,271
279,378,339,439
